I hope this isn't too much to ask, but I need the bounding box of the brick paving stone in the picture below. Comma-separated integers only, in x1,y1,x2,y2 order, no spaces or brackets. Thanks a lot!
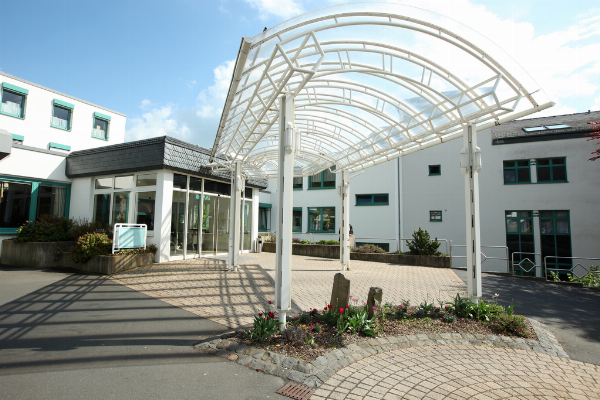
310,345,600,400
110,253,466,329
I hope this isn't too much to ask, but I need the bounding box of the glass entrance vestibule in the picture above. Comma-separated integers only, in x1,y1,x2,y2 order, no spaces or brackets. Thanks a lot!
171,173,253,259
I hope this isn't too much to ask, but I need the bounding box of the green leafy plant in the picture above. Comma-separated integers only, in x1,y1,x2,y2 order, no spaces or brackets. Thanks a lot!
346,307,376,336
488,313,529,337
311,323,321,333
335,308,350,336
297,312,311,324
304,336,316,346
547,271,561,282
300,240,310,244
443,313,457,323
419,298,435,315
319,305,339,326
406,227,442,256
316,239,340,245
15,215,75,243
351,244,387,254
247,311,281,342
70,218,114,240
415,309,426,318
568,266,600,287
395,301,410,319
447,293,474,318
71,232,113,263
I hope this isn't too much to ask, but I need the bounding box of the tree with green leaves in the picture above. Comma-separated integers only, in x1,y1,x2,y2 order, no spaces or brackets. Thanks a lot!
406,227,442,256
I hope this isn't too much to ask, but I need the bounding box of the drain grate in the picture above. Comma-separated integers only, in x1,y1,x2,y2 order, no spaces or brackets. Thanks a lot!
276,382,315,400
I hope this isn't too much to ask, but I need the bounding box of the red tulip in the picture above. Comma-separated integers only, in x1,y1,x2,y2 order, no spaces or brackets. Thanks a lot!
339,308,344,314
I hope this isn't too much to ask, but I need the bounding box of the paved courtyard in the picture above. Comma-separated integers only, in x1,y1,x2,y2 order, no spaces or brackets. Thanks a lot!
111,253,467,329
312,345,600,400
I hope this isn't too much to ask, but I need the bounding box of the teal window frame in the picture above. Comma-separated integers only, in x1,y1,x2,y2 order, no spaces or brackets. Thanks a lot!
308,167,336,190
307,206,335,233
355,193,389,206
48,142,71,151
356,242,389,252
540,210,572,275
293,177,303,190
503,160,531,184
1,83,28,119
505,210,535,276
428,165,441,176
51,99,74,131
293,207,302,232
258,203,271,232
92,112,111,141
0,175,71,235
429,210,442,222
537,157,567,183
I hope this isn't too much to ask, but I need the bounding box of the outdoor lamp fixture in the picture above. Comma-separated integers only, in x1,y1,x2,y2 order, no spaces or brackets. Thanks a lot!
460,146,482,174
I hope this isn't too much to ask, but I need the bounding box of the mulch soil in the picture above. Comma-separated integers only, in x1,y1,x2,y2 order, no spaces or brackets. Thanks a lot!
226,307,538,362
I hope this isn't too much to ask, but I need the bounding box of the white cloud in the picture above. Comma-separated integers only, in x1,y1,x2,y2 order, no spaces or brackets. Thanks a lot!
139,99,153,110
243,0,304,21
196,60,235,118
126,103,191,142
125,60,235,146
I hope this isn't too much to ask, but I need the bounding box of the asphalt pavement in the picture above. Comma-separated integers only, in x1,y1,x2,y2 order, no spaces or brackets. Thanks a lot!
453,268,600,365
0,266,286,400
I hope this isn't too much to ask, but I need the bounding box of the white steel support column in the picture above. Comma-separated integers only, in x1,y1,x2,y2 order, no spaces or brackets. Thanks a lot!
339,170,350,271
240,177,246,254
275,94,295,330
460,123,482,300
228,161,243,271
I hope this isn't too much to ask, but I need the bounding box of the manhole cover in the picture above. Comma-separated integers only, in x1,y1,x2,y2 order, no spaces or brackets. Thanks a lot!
276,382,315,400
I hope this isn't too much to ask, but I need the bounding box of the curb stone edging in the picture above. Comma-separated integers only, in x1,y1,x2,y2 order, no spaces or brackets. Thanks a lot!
193,317,567,388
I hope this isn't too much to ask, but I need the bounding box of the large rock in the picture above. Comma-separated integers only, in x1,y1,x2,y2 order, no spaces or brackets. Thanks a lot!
330,273,351,310
367,287,383,320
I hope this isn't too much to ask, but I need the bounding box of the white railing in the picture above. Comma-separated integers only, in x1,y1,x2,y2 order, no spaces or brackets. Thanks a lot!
511,252,540,276
544,256,600,280
52,117,68,129
450,242,510,273
92,128,107,139
1,101,21,116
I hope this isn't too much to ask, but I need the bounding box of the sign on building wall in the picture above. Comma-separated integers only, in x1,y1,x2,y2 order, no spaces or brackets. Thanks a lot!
113,224,147,253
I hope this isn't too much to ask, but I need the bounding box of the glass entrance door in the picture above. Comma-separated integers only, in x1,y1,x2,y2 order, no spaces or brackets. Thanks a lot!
171,191,186,257
201,195,230,256
187,193,201,256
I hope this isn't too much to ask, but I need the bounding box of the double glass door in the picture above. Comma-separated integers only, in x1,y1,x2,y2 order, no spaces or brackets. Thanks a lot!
201,195,230,256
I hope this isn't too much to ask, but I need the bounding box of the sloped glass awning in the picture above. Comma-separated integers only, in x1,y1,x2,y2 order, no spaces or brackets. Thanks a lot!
210,3,553,178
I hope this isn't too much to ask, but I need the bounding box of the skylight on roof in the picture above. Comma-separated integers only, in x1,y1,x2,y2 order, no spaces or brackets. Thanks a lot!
523,126,547,132
545,124,571,130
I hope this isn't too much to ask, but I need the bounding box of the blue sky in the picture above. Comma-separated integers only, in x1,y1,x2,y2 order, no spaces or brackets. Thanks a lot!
1,0,599,148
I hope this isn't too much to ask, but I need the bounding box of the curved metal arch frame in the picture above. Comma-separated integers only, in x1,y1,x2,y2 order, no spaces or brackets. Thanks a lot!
211,9,552,177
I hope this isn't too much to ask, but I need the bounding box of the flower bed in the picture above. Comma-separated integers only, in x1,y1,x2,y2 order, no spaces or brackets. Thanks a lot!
226,294,535,362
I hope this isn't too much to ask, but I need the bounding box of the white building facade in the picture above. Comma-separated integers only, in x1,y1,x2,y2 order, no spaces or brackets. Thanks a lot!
259,111,600,276
0,72,126,249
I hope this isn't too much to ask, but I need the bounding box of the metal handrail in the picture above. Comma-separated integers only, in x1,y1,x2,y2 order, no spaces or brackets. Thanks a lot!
511,252,540,276
450,243,510,273
544,256,600,280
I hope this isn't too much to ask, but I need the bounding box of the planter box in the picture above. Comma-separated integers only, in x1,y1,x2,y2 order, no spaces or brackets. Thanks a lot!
1,239,154,275
2,240,76,268
58,252,155,275
261,242,451,268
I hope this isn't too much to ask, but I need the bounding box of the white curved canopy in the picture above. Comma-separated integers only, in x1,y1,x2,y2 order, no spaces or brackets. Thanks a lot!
210,3,553,178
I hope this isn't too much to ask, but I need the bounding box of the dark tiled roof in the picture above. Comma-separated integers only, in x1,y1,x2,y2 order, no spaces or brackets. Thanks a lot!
66,136,267,188
491,111,599,144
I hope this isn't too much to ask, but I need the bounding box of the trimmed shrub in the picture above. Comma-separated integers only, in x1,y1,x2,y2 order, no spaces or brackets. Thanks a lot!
70,218,114,240
488,313,529,337
317,239,340,245
351,244,387,254
406,227,442,256
71,233,113,264
14,215,74,243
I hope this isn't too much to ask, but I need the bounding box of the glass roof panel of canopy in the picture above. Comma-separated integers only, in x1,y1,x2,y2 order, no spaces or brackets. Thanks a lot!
210,2,553,178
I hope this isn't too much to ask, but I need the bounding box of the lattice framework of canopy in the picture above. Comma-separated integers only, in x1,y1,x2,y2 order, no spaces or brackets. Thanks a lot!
210,2,553,178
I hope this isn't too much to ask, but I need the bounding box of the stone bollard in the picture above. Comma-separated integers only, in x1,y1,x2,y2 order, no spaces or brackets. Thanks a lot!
367,287,383,320
330,273,351,310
